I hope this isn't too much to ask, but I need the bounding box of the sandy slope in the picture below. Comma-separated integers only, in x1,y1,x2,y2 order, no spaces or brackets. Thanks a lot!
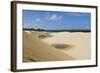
23,31,74,62
23,31,91,62
42,32,91,60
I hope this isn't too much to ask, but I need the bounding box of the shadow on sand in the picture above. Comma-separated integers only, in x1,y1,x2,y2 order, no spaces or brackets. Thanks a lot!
51,44,74,50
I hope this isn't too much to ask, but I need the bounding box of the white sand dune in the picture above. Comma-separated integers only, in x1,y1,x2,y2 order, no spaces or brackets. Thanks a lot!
23,31,91,62
23,31,74,62
42,32,91,60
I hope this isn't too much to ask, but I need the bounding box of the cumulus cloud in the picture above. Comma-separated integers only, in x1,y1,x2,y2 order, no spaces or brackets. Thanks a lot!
46,13,62,21
36,18,41,22
50,14,57,20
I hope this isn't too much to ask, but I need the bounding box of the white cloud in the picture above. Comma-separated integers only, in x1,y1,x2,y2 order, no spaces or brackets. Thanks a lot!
36,18,41,22
46,14,62,21
50,14,57,20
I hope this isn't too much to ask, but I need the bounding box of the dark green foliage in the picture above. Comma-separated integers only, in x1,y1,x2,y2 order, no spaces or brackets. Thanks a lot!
23,28,91,32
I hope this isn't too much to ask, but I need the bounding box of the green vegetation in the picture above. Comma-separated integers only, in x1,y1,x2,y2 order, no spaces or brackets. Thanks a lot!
23,28,91,32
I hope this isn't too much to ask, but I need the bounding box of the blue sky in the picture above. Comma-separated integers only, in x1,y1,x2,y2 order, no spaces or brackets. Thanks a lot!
23,10,91,30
